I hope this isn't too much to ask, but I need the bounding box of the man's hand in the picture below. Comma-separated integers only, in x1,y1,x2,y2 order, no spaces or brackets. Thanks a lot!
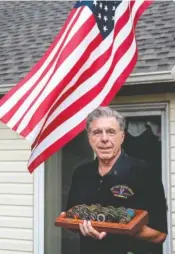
79,220,107,240
60,212,66,217
60,212,106,239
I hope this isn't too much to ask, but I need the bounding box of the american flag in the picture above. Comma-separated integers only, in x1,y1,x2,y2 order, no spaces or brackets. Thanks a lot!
0,0,152,173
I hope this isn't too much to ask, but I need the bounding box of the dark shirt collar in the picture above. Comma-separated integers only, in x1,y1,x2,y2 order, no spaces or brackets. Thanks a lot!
93,149,125,177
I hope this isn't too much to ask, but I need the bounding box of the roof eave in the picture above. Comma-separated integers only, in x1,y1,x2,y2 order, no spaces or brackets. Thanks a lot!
126,70,174,85
0,70,175,94
0,84,15,94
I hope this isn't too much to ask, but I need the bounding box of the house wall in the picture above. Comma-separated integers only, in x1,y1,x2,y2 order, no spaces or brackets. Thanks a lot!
0,92,175,254
0,121,33,254
114,92,175,254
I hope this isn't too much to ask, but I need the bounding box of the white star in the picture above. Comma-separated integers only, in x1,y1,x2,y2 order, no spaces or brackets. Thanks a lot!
103,16,108,22
112,16,115,21
104,5,108,11
112,6,116,11
99,2,103,9
93,0,97,6
103,26,108,32
98,13,102,19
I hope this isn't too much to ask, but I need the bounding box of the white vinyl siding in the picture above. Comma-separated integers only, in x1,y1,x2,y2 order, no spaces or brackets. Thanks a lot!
170,98,175,253
0,121,33,253
0,251,32,254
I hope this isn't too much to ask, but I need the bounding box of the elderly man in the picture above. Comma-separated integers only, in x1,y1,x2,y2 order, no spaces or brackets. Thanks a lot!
66,106,167,254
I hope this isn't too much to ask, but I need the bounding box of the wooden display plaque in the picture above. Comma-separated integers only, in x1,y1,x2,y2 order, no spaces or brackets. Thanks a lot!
55,210,148,235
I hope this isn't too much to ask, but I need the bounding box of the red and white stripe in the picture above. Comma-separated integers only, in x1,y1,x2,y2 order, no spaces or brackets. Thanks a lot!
0,0,152,172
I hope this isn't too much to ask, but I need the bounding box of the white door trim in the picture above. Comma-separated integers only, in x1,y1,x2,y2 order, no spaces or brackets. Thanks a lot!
161,104,173,254
34,163,45,254
112,102,172,254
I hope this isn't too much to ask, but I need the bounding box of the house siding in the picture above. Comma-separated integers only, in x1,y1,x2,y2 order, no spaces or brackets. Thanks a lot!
0,121,33,254
170,99,175,253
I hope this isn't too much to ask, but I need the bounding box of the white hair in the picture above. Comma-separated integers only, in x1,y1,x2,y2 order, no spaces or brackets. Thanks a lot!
86,106,126,132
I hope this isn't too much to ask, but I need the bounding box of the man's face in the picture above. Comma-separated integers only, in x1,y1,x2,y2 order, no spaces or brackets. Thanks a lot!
88,117,125,161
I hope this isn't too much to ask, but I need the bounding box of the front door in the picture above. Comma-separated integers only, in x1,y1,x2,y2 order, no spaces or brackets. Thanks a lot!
123,115,162,254
44,104,170,254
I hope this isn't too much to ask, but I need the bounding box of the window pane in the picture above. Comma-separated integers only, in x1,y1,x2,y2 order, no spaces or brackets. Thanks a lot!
62,130,93,254
45,130,93,254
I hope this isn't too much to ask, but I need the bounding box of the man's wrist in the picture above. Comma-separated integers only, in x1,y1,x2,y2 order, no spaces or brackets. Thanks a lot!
133,225,167,244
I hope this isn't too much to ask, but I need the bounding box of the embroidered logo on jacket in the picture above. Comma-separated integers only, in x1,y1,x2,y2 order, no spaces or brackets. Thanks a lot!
111,185,134,199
